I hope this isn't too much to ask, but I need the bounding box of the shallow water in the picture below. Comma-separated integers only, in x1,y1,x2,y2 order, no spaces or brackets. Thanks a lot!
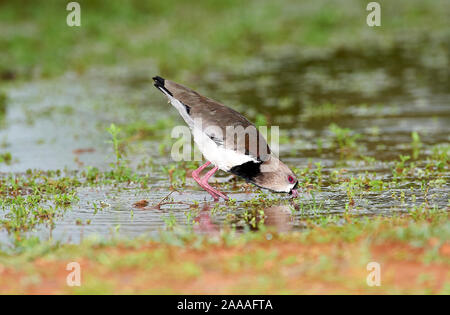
0,40,448,245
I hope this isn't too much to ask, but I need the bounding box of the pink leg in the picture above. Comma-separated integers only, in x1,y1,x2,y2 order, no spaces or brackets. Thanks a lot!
192,161,210,181
192,162,219,200
200,166,229,201
191,162,228,201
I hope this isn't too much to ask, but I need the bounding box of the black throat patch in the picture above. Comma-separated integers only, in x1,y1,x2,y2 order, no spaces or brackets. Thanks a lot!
230,161,262,182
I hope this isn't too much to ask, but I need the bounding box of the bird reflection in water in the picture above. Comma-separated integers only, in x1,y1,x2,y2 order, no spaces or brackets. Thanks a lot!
194,203,293,234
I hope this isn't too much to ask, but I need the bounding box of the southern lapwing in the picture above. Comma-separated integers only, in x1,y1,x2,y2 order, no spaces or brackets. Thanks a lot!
153,76,299,201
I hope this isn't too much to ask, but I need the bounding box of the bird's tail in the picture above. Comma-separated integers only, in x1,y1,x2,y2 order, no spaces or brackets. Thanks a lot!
152,76,193,124
152,76,173,97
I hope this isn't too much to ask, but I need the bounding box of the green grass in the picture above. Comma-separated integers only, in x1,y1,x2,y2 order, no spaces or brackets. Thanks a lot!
0,211,448,294
1,0,448,80
0,152,12,164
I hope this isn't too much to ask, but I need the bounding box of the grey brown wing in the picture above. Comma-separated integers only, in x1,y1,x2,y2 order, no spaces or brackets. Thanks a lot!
189,100,271,162
158,77,271,162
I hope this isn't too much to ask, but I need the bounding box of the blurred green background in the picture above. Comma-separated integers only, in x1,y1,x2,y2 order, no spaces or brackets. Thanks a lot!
1,0,448,80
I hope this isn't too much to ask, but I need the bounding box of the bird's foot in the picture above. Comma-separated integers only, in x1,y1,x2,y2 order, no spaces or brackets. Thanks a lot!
206,190,220,202
193,174,220,201
192,162,228,201
202,182,228,201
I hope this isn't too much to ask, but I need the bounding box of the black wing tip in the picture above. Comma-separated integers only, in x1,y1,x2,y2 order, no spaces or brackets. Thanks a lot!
152,76,165,85
152,75,173,96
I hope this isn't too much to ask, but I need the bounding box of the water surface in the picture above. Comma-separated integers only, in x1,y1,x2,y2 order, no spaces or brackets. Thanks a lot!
0,40,448,245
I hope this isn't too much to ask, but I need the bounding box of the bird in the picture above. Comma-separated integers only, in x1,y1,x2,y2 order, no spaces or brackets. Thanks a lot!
152,76,299,201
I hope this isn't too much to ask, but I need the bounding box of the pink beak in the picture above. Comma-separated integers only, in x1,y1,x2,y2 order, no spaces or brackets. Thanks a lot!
290,189,299,198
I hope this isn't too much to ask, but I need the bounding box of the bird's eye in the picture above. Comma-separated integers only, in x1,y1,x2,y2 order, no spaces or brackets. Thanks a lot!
288,175,295,184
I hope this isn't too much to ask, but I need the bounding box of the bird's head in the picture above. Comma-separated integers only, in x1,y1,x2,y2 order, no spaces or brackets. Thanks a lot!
252,156,299,197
